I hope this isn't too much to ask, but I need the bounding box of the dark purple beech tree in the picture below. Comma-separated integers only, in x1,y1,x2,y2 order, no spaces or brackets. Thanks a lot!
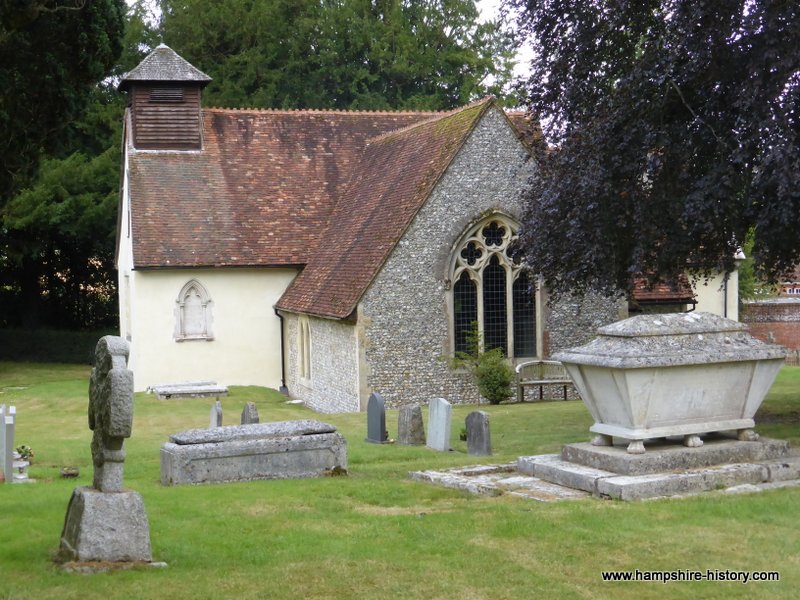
506,0,800,298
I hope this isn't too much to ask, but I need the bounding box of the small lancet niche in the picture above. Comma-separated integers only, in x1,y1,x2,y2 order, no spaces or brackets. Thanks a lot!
174,279,214,341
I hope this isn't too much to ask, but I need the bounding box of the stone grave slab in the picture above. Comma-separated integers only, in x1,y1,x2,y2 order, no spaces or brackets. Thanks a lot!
426,398,451,452
398,405,425,445
466,411,491,456
365,392,388,443
209,400,223,428
241,402,259,424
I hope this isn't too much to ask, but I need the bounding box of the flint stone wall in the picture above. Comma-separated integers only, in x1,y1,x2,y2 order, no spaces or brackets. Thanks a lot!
283,313,361,413
282,108,626,412
546,291,628,355
359,107,534,408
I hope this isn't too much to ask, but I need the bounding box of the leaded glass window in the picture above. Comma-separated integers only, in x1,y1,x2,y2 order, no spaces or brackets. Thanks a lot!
513,271,536,357
450,216,536,359
453,272,478,354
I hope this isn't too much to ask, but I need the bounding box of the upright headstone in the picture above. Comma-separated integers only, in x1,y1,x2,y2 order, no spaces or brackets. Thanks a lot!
58,336,153,564
426,398,452,452
241,402,259,425
466,411,492,456
1,404,15,483
397,405,425,445
210,400,223,428
365,392,388,443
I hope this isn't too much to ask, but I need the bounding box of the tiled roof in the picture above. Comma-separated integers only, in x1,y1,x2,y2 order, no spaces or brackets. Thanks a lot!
127,109,435,268
630,275,696,304
119,44,211,89
275,99,493,319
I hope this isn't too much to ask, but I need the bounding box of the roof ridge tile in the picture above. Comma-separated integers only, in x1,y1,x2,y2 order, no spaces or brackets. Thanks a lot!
203,106,446,116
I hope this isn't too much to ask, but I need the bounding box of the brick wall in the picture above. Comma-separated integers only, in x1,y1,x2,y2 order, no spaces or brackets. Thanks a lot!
741,299,800,364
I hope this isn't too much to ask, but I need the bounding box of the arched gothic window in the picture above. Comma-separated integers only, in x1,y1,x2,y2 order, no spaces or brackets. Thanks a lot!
450,216,536,358
174,279,214,341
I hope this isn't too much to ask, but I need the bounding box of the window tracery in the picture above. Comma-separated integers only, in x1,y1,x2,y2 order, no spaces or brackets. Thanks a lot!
450,216,536,358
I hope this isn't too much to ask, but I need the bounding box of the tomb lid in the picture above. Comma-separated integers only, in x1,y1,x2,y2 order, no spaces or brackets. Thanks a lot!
170,420,337,445
555,312,786,369
597,312,745,337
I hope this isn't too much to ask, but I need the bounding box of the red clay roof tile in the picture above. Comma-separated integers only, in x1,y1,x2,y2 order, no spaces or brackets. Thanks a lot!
128,109,434,268
275,99,493,318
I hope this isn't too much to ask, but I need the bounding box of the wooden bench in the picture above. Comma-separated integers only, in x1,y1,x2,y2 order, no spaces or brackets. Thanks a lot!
515,360,574,402
148,381,229,401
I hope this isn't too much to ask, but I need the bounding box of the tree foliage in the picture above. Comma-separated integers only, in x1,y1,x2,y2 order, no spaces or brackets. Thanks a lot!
508,0,800,298
0,0,125,204
159,0,517,110
0,1,154,328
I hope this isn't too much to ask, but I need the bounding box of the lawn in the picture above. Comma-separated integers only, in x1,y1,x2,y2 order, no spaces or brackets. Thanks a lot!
1,362,799,600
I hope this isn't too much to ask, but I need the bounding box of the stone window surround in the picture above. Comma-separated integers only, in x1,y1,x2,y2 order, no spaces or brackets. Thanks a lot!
174,279,214,342
446,212,543,360
298,315,312,386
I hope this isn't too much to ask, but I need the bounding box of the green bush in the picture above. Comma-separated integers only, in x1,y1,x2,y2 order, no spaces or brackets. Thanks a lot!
475,347,515,404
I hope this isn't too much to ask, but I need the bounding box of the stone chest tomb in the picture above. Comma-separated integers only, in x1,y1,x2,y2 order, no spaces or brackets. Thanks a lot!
160,419,347,485
555,312,786,454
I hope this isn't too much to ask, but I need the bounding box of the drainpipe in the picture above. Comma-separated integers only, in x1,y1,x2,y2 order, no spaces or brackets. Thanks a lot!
723,273,729,319
274,308,289,396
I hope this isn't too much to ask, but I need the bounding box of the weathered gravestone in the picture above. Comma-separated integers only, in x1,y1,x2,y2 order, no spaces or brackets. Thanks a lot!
466,411,492,456
58,336,153,563
241,402,259,425
397,405,425,446
365,392,388,444
0,404,15,483
426,398,452,452
209,400,223,428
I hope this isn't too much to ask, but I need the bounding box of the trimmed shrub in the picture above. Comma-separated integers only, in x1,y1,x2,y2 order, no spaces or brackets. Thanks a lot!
475,348,515,404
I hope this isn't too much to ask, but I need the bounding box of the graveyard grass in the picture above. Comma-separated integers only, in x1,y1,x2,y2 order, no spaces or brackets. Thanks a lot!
1,363,799,600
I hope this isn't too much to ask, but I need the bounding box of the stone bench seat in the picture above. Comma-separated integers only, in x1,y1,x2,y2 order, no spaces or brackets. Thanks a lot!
148,381,229,400
515,359,575,402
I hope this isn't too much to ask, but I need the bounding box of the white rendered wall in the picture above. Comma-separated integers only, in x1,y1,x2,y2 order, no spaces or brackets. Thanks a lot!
126,268,297,391
692,270,739,321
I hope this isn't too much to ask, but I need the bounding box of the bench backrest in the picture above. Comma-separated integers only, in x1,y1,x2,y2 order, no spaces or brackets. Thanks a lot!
516,360,568,381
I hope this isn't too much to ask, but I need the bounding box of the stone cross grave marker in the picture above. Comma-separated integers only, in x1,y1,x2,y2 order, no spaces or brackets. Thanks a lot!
1,404,15,483
466,411,492,456
426,398,452,452
365,392,388,443
241,402,260,424
397,404,425,445
210,400,223,428
58,336,153,564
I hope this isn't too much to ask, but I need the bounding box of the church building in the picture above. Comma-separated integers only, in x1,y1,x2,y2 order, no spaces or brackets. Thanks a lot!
116,45,732,412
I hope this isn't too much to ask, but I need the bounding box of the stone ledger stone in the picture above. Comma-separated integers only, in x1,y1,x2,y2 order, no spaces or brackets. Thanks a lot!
427,398,451,452
466,411,491,456
59,487,152,562
397,405,425,445
171,420,336,445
